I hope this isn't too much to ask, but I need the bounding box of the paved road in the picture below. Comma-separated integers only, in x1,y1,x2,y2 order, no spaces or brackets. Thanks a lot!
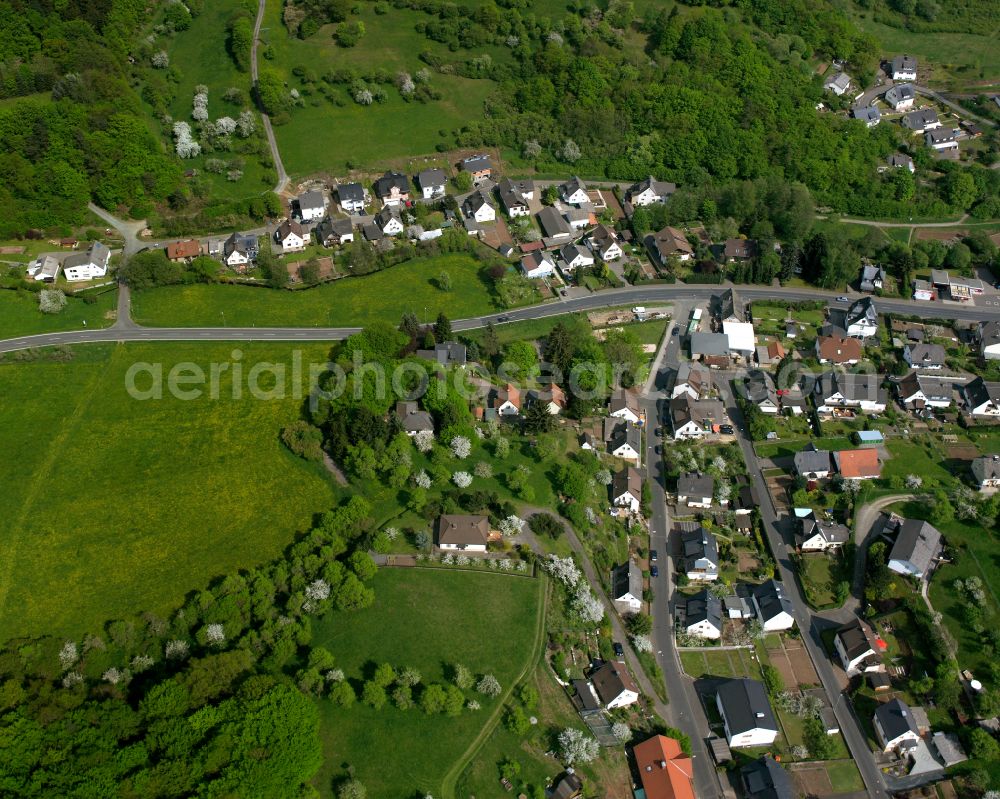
719,380,890,799
251,0,289,194
88,203,148,259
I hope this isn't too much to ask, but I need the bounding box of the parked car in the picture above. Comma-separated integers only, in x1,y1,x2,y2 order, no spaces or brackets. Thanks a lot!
650,565,659,577
720,424,735,434
837,296,850,303
613,641,625,658
650,549,658,562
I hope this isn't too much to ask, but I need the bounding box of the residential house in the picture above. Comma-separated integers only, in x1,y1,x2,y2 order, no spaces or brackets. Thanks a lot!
395,401,434,436
732,477,758,516
166,239,200,262
891,54,918,81
550,771,583,799
814,371,887,414
416,168,446,200
741,757,794,799
852,105,882,127
496,177,530,217
590,661,639,709
609,421,642,464
714,288,746,323
678,522,719,581
296,189,326,222
834,618,884,675
896,376,954,411
725,586,755,620
793,445,832,479
611,560,643,614
797,509,849,552
971,455,1000,491
520,250,556,279
537,206,572,239
931,269,985,301
860,263,886,292
744,371,779,414
816,334,863,365
649,226,693,265
436,514,489,551
903,342,947,369
27,255,60,282
962,377,1000,417
416,341,467,368
337,182,366,213
912,279,935,301
824,71,852,95
627,175,677,206
887,517,941,578
531,383,566,414
677,473,714,508
564,207,592,231
223,232,257,269
834,448,882,480
780,384,808,416
276,219,306,251
559,243,594,272
716,679,779,748
315,217,354,247
902,108,941,134
679,590,723,640
885,83,915,111
459,154,492,185
926,127,958,151
751,580,795,631
874,698,920,754
689,332,731,362
672,362,713,400
888,153,916,173
374,171,410,206
462,190,496,224
978,320,1000,359
62,241,111,282
838,297,879,339
632,735,695,799
609,387,642,424
490,383,521,415
587,224,623,261
376,205,405,236
670,396,725,439
560,176,589,205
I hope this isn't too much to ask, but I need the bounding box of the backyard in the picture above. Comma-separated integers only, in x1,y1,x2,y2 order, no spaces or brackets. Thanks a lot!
310,568,543,798
0,288,117,339
131,255,504,327
0,342,338,640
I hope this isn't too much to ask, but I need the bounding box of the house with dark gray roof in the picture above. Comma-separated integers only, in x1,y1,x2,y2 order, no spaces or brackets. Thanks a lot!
678,522,719,582
903,342,946,370
751,580,794,631
887,518,941,578
416,341,467,367
537,205,572,239
902,108,940,134
874,698,920,753
835,618,883,675
296,189,327,221
978,320,1000,360
885,83,915,111
396,401,434,435
373,171,410,205
611,560,642,614
559,176,588,205
627,175,676,206
676,473,714,508
962,376,1000,417
670,396,725,439
741,756,794,799
679,590,722,639
793,444,832,479
716,679,778,748
337,182,366,213
416,168,446,199
852,105,881,127
315,216,354,247
891,54,918,80
690,332,730,360
797,509,849,552
496,177,530,217
972,455,1000,491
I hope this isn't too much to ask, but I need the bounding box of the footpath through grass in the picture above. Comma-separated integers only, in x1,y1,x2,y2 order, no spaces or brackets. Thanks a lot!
131,255,500,327
0,342,338,640
0,289,117,339
310,568,543,798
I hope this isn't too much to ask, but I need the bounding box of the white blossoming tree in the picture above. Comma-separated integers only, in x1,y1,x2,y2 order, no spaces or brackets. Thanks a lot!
612,722,632,742
631,634,652,653
151,50,169,68
172,121,201,158
237,110,256,137
905,474,922,489
453,471,473,488
215,116,237,134
543,554,581,587
558,727,599,764
474,461,493,479
573,584,604,624
450,436,471,458
414,470,432,488
476,673,502,697
498,514,525,537
204,623,226,646
39,289,67,314
165,639,189,660
59,641,79,670
396,71,415,95
414,430,434,453
354,88,373,105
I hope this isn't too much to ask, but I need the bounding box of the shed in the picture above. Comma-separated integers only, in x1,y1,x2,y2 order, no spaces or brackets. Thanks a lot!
856,430,884,447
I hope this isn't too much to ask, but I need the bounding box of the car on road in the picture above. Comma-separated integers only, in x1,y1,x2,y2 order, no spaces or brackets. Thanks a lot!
497,315,509,322
672,326,679,335
560,288,567,296
650,565,659,577
836,295,850,303
613,641,624,658
650,549,658,562
720,424,735,434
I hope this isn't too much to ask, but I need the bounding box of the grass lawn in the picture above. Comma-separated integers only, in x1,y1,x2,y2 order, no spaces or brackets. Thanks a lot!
0,342,338,640
131,255,501,327
0,288,117,339
263,0,501,174
797,554,841,609
680,647,758,679
882,437,958,488
310,568,543,798
754,436,854,460
825,759,864,792
630,318,670,347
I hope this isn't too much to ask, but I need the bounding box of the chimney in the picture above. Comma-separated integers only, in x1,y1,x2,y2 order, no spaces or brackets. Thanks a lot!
659,760,667,769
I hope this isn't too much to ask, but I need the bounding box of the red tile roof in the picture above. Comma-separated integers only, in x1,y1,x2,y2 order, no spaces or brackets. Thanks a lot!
633,735,695,799
835,448,881,479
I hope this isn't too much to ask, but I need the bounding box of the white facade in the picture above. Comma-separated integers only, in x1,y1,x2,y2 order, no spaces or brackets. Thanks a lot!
612,490,641,513
520,252,555,279
278,230,305,252
63,258,109,282
610,407,641,425
685,618,722,640
438,541,486,552
717,694,778,748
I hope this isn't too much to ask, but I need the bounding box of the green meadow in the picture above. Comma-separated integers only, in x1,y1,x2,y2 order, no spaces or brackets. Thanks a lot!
0,289,117,339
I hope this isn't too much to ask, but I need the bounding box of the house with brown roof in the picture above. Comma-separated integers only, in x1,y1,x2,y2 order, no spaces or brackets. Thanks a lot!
834,448,881,480
648,226,693,265
611,467,642,513
609,387,642,424
632,735,695,799
436,514,489,552
490,383,521,415
590,661,639,708
816,335,863,365
531,383,566,414
166,239,201,261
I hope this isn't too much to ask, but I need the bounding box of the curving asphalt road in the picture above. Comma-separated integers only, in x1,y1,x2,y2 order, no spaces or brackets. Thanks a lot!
251,0,289,194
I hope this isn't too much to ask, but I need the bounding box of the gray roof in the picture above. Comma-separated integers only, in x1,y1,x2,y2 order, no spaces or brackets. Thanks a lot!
396,401,433,433
376,205,402,228
560,175,586,197
972,455,1000,484
462,189,494,216
679,524,719,570
836,618,880,662
417,168,446,188
964,377,1000,409
416,341,467,367
715,288,744,321
891,54,917,73
817,371,883,403
374,171,410,197
825,71,851,91
460,154,492,172
888,153,914,169
906,342,946,365
670,396,725,430
611,466,642,502
497,177,528,210
677,472,714,498
559,243,591,264
889,518,941,575
886,84,915,105
338,182,365,202
717,679,778,735
926,127,956,144
741,756,794,799
538,206,572,237
63,240,111,270
298,189,325,209
682,590,722,630
315,216,353,242
801,516,849,546
902,108,939,130
846,296,877,327
794,446,831,475
875,698,918,743
611,560,642,602
628,175,676,199
590,660,638,704
223,232,256,257
690,332,730,357
611,421,642,454
980,319,1000,349
752,579,792,622
852,105,881,123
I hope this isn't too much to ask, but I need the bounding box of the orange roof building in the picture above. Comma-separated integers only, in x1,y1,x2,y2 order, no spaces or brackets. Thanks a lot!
834,448,881,479
633,735,695,799
166,239,201,261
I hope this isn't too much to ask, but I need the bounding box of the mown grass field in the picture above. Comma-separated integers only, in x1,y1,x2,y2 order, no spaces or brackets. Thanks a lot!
131,255,500,327
0,343,338,640
0,289,117,339
262,0,500,174
310,569,542,797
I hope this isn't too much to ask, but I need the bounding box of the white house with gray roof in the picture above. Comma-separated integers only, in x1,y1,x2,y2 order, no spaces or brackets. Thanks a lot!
63,241,111,282
717,679,779,748
887,518,941,579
